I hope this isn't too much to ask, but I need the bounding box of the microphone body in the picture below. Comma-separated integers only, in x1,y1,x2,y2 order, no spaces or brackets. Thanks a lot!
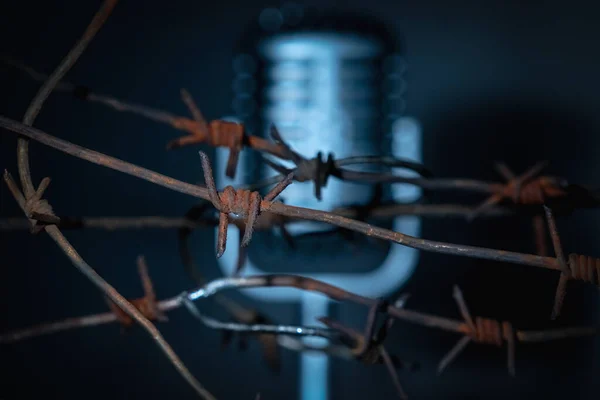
217,6,421,400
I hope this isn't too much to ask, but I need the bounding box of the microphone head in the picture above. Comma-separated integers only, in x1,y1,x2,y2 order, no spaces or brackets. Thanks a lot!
231,5,408,236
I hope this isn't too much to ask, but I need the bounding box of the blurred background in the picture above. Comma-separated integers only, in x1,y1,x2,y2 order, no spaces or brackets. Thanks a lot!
1,0,599,399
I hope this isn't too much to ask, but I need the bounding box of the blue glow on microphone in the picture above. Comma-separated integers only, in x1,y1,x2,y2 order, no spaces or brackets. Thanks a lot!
221,7,419,400
257,32,385,235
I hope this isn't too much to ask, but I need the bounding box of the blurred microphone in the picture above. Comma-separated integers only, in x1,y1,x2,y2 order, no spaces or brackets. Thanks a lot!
216,4,422,400
230,3,413,233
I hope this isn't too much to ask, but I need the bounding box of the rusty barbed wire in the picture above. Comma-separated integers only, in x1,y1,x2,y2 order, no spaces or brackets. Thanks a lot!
5,111,600,371
0,256,180,344
199,150,294,264
0,272,421,397
437,285,516,376
4,118,600,289
174,89,245,179
3,1,215,398
5,272,598,347
543,206,600,319
3,266,600,398
8,54,600,222
1,255,417,386
173,201,289,372
261,125,435,202
105,255,168,328
6,55,600,217
2,6,600,400
183,274,599,377
176,198,297,291
0,58,442,186
261,125,338,201
468,162,568,220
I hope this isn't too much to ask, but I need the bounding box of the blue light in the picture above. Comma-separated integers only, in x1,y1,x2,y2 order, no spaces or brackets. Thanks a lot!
219,16,421,400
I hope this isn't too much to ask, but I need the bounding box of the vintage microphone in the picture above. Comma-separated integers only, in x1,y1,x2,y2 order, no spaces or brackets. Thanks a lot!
216,4,422,399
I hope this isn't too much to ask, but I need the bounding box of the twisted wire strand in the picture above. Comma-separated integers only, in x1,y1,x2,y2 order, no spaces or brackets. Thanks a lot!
199,151,293,262
439,286,516,376
552,253,600,319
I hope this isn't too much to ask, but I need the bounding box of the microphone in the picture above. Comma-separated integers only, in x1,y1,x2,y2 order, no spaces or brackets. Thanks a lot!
217,4,422,399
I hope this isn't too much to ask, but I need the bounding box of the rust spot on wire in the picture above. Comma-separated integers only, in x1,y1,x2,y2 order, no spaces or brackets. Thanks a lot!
263,125,337,200
469,162,567,220
168,90,245,179
106,256,167,328
438,286,516,376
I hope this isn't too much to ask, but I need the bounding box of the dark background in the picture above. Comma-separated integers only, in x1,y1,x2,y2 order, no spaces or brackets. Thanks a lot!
1,0,600,399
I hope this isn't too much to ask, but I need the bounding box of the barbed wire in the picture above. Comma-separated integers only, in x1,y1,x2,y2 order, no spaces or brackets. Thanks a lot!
1,118,591,273
7,53,600,212
3,264,598,398
2,1,215,399
4,105,600,397
0,203,520,232
1,3,600,400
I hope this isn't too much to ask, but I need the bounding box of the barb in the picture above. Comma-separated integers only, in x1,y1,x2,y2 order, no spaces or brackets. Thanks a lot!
0,255,284,372
5,273,598,347
2,54,298,168
4,271,599,394
173,89,245,178
6,56,600,213
4,173,214,399
2,4,599,399
199,151,293,262
177,198,295,281
263,125,338,200
3,54,433,190
221,152,435,193
185,274,600,342
183,274,598,379
545,206,600,319
468,162,567,220
544,206,600,320
3,174,59,233
10,114,600,318
105,255,168,328
263,125,439,199
438,285,516,376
